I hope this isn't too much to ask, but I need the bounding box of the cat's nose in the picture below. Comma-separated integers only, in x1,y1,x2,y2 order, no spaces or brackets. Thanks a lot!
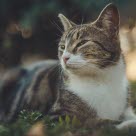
63,56,70,64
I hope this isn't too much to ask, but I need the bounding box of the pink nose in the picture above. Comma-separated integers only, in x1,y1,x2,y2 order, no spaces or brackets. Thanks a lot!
63,56,70,64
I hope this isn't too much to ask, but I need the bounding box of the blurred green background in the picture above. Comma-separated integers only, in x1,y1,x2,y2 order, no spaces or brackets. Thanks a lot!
0,0,135,68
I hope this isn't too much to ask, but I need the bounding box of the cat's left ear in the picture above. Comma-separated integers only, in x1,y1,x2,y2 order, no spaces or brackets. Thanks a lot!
95,3,120,36
58,14,76,31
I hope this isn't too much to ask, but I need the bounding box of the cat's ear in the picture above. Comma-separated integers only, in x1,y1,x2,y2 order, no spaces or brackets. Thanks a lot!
95,3,119,35
58,14,76,31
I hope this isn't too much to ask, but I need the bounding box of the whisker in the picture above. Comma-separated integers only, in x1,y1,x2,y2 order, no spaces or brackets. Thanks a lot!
50,20,63,33
56,34,62,38
81,16,84,27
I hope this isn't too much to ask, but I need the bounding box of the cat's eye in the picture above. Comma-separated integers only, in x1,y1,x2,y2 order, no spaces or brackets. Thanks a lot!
76,40,89,48
102,53,109,57
60,45,65,50
73,40,89,53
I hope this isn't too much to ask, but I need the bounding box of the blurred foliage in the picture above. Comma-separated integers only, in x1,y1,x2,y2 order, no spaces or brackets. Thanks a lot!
0,110,88,136
0,81,135,136
0,108,136,136
0,0,135,68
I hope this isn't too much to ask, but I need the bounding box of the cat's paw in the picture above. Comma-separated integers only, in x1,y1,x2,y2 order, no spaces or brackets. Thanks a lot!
116,120,136,129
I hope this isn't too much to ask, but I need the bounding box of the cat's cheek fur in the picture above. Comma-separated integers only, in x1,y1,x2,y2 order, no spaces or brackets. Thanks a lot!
60,52,86,69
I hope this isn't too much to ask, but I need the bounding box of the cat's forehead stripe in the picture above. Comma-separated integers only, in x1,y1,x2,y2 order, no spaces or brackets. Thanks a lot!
66,28,81,40
65,29,77,48
66,29,75,39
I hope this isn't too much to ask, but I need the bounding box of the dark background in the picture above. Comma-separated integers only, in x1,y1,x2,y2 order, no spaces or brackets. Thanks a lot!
0,0,135,68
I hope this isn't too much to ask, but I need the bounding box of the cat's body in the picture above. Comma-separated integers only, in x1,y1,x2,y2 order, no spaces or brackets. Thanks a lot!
0,3,136,129
0,60,59,121
0,61,96,125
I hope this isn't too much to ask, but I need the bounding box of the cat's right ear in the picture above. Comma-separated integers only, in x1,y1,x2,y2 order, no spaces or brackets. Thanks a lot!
58,14,76,31
94,3,120,36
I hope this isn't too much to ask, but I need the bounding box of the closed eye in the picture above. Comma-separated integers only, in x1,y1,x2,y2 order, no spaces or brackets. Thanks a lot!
92,41,109,52
73,40,89,52
92,41,102,46
77,40,89,48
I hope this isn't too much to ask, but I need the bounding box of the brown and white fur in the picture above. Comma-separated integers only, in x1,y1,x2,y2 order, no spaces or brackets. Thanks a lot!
58,3,136,129
0,3,136,129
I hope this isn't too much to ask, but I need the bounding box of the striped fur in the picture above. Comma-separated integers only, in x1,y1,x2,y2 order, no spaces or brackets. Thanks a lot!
0,3,136,130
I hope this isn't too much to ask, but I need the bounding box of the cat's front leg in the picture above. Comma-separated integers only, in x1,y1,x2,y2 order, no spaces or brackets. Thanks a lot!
116,107,136,129
116,120,136,129
84,118,121,129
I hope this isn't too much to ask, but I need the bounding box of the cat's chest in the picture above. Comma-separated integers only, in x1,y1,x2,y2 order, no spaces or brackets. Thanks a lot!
67,78,127,120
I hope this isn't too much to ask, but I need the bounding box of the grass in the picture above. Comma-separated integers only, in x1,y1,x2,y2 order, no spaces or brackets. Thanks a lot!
0,81,136,136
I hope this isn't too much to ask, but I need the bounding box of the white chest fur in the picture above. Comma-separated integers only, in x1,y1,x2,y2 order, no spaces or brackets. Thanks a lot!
66,60,128,120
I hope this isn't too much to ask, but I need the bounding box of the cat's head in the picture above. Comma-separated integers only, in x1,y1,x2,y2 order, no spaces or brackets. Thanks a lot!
58,3,121,76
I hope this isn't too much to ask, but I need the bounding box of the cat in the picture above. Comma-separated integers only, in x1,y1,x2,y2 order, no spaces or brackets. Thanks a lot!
0,3,136,129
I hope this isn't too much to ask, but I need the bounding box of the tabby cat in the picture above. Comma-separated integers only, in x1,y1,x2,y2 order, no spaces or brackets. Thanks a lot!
0,3,136,129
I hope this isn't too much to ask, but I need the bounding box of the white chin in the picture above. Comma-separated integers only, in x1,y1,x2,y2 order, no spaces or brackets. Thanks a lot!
61,60,66,69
